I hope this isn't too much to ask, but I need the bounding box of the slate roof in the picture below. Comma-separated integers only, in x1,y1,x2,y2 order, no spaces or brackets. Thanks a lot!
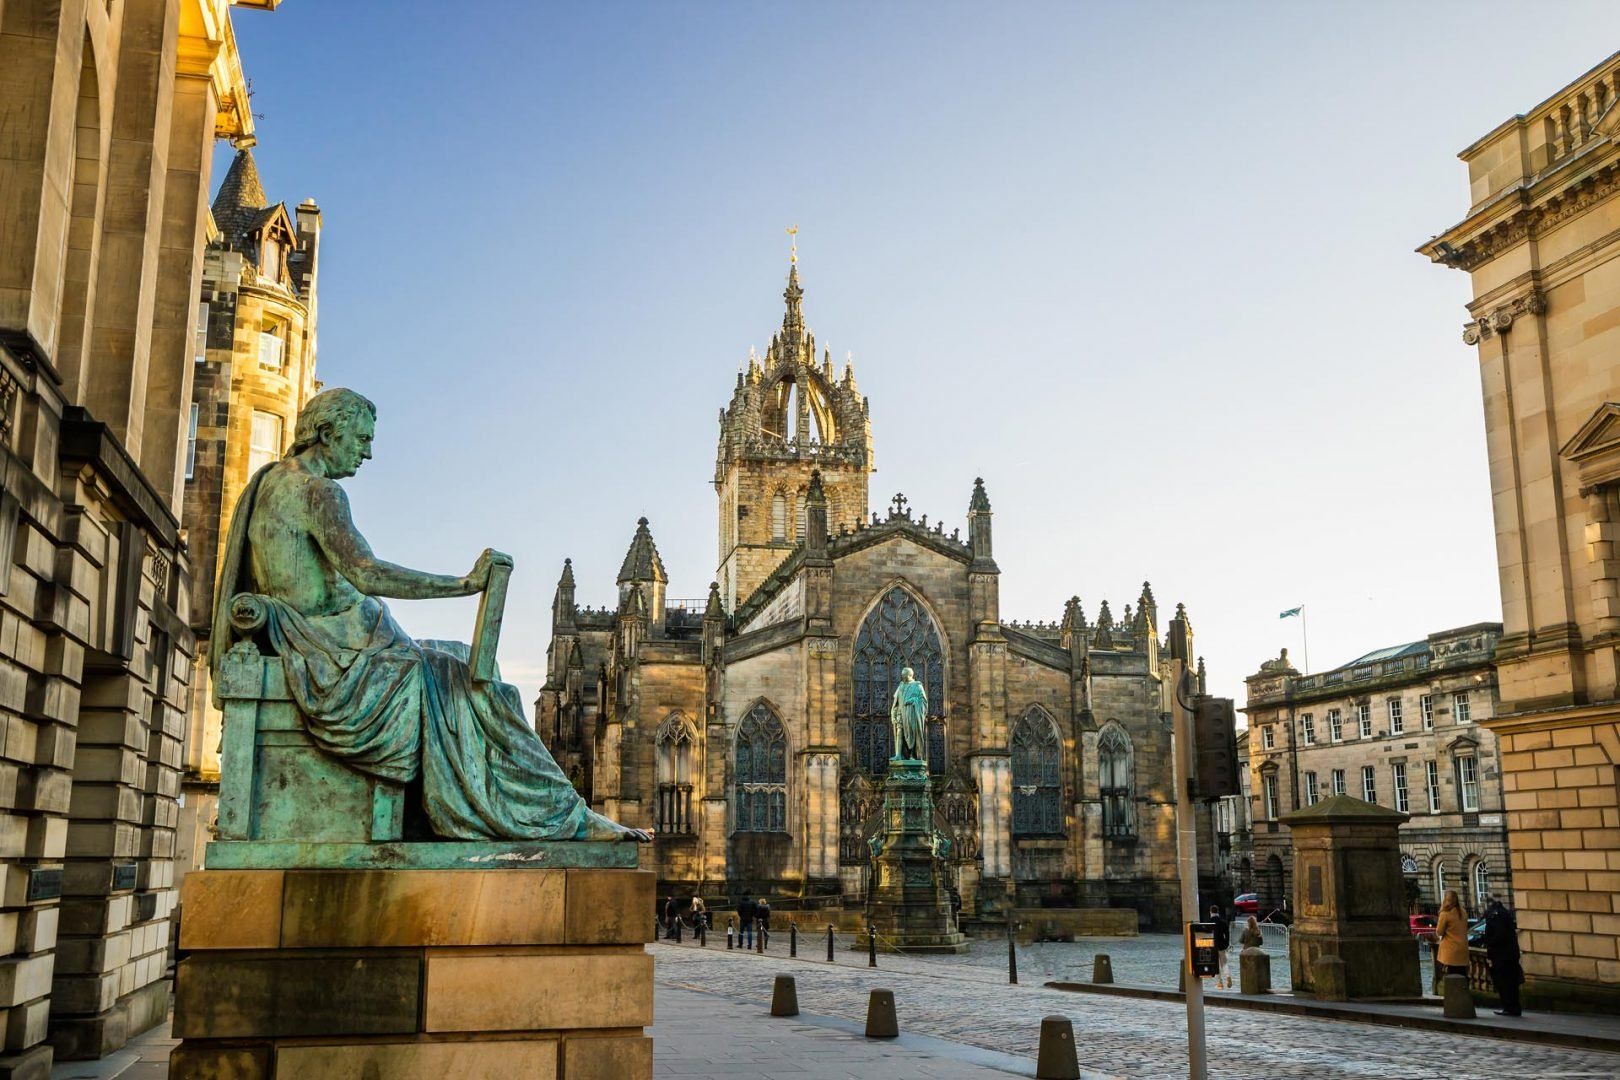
211,148,268,246
617,518,668,584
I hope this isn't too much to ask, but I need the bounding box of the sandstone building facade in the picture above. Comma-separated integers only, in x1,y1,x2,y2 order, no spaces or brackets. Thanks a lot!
176,146,322,877
1422,49,1620,1010
540,261,1223,927
0,0,274,1068
1242,627,1509,921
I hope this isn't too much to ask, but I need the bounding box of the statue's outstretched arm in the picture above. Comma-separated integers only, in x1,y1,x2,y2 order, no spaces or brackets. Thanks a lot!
307,479,486,600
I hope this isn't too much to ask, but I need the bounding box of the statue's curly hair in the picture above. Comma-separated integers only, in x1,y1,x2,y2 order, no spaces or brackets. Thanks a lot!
290,387,376,454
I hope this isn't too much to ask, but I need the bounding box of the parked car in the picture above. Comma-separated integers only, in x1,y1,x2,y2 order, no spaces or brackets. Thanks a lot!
1234,893,1259,914
1468,918,1486,946
1408,914,1436,937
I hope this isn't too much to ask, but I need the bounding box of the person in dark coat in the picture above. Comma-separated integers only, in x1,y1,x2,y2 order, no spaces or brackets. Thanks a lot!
664,895,677,939
1482,895,1524,1016
757,897,772,946
1210,905,1232,989
737,894,756,948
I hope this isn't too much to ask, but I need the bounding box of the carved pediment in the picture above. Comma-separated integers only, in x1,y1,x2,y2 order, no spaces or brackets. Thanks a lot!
1560,402,1620,490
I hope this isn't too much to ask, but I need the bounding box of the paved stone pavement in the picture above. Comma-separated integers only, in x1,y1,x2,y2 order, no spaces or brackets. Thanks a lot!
653,941,1620,1079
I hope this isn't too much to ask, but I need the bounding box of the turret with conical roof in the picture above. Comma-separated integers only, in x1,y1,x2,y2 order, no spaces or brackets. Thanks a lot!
714,247,875,610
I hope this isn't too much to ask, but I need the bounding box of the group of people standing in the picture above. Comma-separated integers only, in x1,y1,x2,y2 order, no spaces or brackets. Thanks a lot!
1432,889,1524,1016
658,893,773,946
1205,906,1266,990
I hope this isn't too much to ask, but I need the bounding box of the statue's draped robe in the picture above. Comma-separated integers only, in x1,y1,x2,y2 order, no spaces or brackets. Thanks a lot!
211,465,599,841
889,680,928,762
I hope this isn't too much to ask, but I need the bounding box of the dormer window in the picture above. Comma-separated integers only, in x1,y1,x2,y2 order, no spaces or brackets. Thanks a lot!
261,237,281,282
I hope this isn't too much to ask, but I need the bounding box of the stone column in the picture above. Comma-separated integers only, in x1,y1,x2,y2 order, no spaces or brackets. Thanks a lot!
803,752,838,881
80,0,180,457
972,754,1011,881
140,66,216,512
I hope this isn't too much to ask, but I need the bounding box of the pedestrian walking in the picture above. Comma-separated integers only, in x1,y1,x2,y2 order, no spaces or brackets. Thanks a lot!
1482,894,1524,1017
758,897,772,947
1210,905,1231,989
1240,915,1263,950
1435,890,1470,978
737,894,757,949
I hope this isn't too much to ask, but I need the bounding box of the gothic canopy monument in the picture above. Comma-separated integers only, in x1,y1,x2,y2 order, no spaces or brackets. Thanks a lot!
172,388,654,1080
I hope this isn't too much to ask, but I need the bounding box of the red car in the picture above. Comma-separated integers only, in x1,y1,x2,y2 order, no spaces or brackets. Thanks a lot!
1234,893,1259,914
1408,914,1436,938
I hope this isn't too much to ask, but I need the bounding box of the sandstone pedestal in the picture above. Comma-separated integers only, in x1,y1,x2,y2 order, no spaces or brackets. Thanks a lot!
864,760,967,954
169,855,652,1079
1280,796,1420,1000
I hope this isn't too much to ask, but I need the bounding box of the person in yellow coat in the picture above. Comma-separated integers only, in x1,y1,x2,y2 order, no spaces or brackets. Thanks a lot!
1435,890,1471,977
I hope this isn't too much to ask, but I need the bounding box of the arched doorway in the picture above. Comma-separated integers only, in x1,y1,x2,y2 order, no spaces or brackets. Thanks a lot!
1263,853,1286,913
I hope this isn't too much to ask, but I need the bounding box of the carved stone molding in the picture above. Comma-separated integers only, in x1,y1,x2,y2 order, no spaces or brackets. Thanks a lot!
1462,291,1547,344
1439,160,1620,274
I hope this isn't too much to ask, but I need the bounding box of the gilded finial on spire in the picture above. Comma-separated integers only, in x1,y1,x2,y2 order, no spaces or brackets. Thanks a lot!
786,224,798,264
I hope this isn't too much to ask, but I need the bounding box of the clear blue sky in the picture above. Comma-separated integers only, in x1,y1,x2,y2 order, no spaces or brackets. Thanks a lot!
225,2,1620,716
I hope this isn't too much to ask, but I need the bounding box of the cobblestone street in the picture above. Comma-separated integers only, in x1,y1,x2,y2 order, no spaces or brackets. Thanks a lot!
652,941,1620,1079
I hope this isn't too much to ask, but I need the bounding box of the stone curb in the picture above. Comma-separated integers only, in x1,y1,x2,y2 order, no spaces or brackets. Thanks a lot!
1043,981,1620,1055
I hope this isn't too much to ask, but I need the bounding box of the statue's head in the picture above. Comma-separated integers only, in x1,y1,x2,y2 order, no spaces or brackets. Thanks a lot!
900,666,915,682
292,388,377,479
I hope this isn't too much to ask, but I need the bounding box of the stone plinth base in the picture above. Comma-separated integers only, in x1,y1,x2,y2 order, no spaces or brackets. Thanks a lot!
865,760,967,955
170,861,653,1079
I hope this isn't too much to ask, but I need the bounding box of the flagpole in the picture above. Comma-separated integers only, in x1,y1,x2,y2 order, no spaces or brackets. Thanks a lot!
1301,606,1310,675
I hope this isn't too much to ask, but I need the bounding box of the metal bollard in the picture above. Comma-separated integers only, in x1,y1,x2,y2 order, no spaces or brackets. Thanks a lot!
865,988,899,1038
827,923,835,963
868,924,878,967
756,920,765,953
673,918,682,944
727,918,734,950
790,919,797,958
698,919,707,947
1007,920,1018,985
1035,1015,1081,1080
1092,953,1113,985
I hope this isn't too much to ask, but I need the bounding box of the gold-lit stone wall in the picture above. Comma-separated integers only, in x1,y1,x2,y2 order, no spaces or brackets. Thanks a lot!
1423,50,1620,1008
0,0,271,1067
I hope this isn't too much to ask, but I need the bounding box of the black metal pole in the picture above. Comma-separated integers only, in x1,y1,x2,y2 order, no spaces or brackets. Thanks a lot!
827,923,835,962
727,917,734,950
868,923,877,967
790,919,797,958
756,919,765,953
1007,919,1018,985
698,917,706,947
673,917,682,944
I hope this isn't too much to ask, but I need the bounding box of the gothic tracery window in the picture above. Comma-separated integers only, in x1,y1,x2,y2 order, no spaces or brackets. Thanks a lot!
656,713,695,835
1099,723,1134,838
734,702,787,833
852,586,946,776
1011,707,1063,837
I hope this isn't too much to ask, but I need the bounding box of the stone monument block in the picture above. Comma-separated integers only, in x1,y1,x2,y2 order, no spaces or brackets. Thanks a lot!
1280,795,1420,1000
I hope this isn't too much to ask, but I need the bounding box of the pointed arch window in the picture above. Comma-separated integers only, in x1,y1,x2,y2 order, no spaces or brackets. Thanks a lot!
772,492,788,541
1099,724,1135,838
734,702,787,833
1012,708,1063,837
852,586,946,777
656,713,695,835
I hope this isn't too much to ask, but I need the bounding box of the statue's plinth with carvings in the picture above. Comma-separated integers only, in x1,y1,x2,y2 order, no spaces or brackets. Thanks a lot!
863,758,968,954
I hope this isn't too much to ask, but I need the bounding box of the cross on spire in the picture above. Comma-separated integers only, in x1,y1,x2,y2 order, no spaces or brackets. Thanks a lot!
891,492,908,517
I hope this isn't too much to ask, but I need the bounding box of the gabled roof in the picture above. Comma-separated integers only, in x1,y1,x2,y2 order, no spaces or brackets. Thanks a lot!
617,518,668,584
1561,401,1620,462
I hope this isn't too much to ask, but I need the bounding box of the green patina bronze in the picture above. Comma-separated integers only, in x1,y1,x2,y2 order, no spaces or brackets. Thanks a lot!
210,387,648,865
888,665,928,762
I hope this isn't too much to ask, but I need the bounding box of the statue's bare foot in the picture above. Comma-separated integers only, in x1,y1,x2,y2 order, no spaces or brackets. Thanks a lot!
582,811,653,843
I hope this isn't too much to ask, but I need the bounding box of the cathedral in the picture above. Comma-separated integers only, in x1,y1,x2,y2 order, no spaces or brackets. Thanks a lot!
538,258,1211,927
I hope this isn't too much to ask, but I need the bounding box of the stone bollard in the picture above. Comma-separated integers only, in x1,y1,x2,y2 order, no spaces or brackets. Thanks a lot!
1312,955,1349,1002
1239,946,1270,995
1442,973,1476,1019
1178,962,1186,993
1091,954,1113,985
771,974,800,1017
1035,1015,1081,1080
865,989,898,1038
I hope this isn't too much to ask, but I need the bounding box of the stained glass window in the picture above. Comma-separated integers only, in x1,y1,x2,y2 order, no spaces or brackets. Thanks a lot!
853,587,946,776
1011,707,1063,837
734,702,787,833
1099,723,1134,838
